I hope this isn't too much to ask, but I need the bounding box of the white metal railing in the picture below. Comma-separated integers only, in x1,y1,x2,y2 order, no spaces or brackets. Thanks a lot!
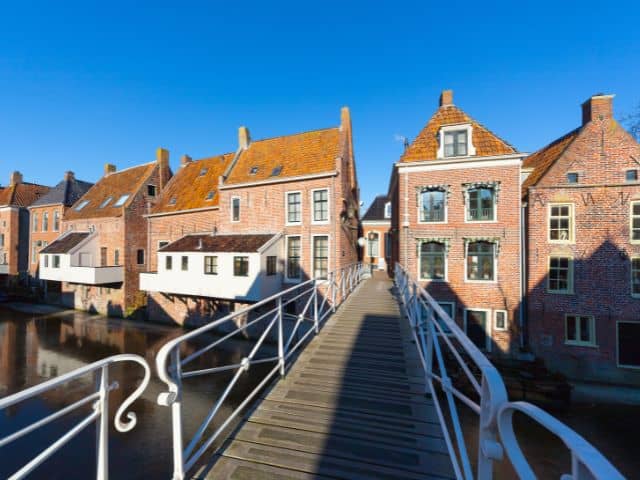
0,354,151,480
394,263,623,480
155,262,367,479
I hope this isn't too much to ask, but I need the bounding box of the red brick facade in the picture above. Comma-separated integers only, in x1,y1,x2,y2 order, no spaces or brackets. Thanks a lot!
28,204,65,276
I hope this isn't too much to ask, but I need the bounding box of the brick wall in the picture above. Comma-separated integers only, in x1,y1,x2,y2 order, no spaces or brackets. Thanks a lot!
0,207,21,277
28,204,65,276
362,223,391,270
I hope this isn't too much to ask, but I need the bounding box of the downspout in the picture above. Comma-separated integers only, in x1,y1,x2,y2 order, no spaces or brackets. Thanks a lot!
520,201,527,349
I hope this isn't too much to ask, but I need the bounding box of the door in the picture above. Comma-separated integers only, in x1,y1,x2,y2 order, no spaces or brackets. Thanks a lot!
100,247,107,267
465,309,490,351
618,322,640,368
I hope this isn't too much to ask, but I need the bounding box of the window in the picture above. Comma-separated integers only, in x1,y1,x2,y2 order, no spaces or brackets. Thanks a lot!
626,170,638,182
0,233,4,247
205,191,215,201
234,256,249,277
43,212,49,231
75,200,89,211
271,165,282,177
250,166,259,175
231,197,240,222
52,255,61,268
494,310,507,331
158,241,169,250
384,202,392,219
165,256,173,271
286,236,301,280
549,204,573,241
420,189,445,222
204,256,217,275
32,213,38,232
114,249,120,266
467,241,495,281
266,256,277,276
618,322,640,368
168,197,177,206
114,194,130,207
136,249,145,265
180,256,188,271
313,236,329,280
467,187,495,221
53,211,60,231
44,255,49,268
32,242,38,263
367,233,379,258
631,202,640,242
147,185,157,197
199,168,208,177
313,189,329,222
444,130,468,157
567,172,579,184
420,242,445,280
548,257,573,293
287,192,301,224
631,258,640,296
100,196,113,208
565,315,596,346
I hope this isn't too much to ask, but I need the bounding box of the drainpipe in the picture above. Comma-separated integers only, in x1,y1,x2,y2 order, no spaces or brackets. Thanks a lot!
520,201,527,349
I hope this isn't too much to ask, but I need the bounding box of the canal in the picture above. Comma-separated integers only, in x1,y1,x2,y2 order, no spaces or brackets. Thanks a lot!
1,306,638,478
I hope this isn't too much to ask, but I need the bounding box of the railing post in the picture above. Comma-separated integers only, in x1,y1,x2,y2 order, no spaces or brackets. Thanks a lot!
170,349,185,480
277,297,285,376
478,375,499,480
313,279,319,334
341,270,346,302
425,309,434,394
96,365,109,480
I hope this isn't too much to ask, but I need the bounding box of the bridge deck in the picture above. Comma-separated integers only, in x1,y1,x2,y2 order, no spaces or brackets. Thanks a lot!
204,274,455,479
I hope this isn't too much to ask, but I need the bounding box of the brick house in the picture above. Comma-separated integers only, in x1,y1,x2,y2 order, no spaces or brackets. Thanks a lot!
389,90,525,356
140,107,360,325
523,94,640,385
39,150,172,316
361,195,391,271
27,171,93,283
0,171,50,285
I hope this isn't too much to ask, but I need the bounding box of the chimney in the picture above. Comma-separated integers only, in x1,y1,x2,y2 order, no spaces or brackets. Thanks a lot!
340,106,351,132
238,126,251,150
180,154,192,167
64,171,75,182
104,164,117,176
156,147,170,190
582,93,614,125
439,90,454,107
10,171,23,186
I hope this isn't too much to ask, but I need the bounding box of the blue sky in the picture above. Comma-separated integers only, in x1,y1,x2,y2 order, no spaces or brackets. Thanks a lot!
1,1,639,208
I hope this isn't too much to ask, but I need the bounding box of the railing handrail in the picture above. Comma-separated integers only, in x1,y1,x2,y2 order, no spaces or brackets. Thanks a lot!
0,353,151,480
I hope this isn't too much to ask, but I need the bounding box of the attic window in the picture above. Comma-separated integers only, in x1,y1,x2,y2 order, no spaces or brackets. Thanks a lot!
250,166,259,175
114,194,130,207
271,165,282,177
626,170,638,182
99,197,113,208
168,197,177,206
199,168,208,177
205,191,216,201
567,173,579,184
75,200,89,211
147,185,157,196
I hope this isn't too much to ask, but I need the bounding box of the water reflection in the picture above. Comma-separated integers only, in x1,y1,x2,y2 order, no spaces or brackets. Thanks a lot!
0,307,272,479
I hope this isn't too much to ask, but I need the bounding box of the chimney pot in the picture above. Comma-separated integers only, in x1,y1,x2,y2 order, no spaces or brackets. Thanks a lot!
104,164,117,176
64,171,75,182
10,171,23,186
439,90,454,107
180,154,192,166
238,126,251,150
582,94,614,125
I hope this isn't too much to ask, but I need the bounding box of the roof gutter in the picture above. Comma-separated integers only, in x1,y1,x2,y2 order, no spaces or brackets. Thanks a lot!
220,171,338,190
144,205,220,218
395,153,526,169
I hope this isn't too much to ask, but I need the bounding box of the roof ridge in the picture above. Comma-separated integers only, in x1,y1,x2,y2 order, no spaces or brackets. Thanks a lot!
248,126,339,145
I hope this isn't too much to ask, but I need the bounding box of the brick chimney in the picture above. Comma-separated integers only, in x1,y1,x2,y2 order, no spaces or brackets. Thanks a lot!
180,154,192,167
156,147,170,190
104,164,117,176
64,171,75,182
440,89,454,107
10,171,23,186
238,126,251,150
582,94,614,125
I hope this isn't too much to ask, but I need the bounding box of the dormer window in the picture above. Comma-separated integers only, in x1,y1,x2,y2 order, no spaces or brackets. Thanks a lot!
113,194,130,207
147,185,157,196
384,202,391,219
75,200,89,211
437,124,475,159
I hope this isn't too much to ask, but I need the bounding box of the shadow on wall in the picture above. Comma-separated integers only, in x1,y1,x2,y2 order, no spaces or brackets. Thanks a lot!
57,283,125,318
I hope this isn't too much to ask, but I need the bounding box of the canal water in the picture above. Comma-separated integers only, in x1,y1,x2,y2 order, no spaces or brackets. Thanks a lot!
1,306,638,479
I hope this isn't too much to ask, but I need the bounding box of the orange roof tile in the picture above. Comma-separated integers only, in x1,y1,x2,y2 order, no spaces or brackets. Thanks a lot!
0,182,50,207
400,105,516,162
65,163,156,220
224,127,340,185
521,128,581,196
151,153,235,214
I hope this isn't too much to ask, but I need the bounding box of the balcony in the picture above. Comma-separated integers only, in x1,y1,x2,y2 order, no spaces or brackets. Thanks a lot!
39,262,124,285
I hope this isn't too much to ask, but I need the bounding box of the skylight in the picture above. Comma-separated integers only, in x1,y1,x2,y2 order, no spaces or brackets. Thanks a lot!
199,168,208,177
113,194,130,207
205,191,215,201
271,165,282,177
250,166,259,175
99,196,113,208
168,197,177,206
75,200,89,211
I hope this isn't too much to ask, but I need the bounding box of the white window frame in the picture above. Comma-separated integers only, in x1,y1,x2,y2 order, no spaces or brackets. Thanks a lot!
437,124,476,159
548,203,575,243
630,201,640,244
158,240,169,250
285,191,303,226
465,187,497,223
311,188,330,225
384,202,392,219
547,256,574,294
494,310,508,332
463,308,492,352
285,235,302,284
418,240,447,282
53,210,60,232
231,196,241,223
616,321,640,369
32,212,38,232
564,314,597,347
418,189,447,224
464,241,498,284
43,212,49,232
311,234,330,281
367,230,380,258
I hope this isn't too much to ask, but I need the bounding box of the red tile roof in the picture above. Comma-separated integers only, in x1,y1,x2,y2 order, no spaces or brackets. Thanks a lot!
224,127,340,185
151,153,235,214
400,105,516,162
160,233,277,253
0,182,50,207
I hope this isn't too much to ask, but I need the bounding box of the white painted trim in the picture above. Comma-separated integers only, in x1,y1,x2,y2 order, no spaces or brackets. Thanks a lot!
285,190,303,226
311,234,330,280
230,196,241,223
417,239,448,282
464,185,498,223
464,308,492,352
220,171,338,189
361,220,391,226
284,234,302,284
494,310,508,332
417,189,447,225
548,202,575,244
437,123,476,159
630,201,640,244
616,320,640,369
310,188,330,225
564,314,597,347
396,154,523,172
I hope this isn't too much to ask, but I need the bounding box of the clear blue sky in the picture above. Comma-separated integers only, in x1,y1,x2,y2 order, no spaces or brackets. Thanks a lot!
1,1,639,208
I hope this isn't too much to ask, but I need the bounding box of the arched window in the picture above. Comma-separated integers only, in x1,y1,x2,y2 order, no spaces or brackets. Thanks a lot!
467,241,495,281
420,242,446,280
